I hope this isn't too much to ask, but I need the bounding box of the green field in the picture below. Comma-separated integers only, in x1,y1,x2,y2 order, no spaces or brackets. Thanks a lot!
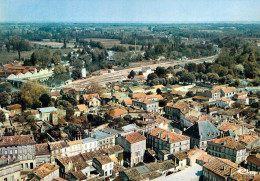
0,51,33,64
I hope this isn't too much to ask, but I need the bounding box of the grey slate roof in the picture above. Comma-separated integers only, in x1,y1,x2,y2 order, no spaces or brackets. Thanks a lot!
184,120,220,141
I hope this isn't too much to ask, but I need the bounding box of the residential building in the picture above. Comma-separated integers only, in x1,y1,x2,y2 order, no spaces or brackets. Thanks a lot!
247,154,260,173
146,128,190,154
37,107,66,124
0,159,22,181
0,135,36,170
119,160,176,181
49,141,69,162
216,98,232,108
203,157,259,181
28,162,59,181
132,98,159,113
82,93,101,107
207,137,247,164
93,155,114,177
220,87,236,98
35,143,51,166
67,140,83,156
106,108,128,119
184,120,220,150
117,132,146,167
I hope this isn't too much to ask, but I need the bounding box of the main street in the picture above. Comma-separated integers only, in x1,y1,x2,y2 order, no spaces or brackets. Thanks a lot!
61,54,218,88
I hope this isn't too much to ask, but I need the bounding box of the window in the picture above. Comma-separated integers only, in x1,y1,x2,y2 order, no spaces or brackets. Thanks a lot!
15,150,17,154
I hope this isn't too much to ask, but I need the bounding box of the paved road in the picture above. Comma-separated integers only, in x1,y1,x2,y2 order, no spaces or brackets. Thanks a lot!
155,163,203,181
62,55,218,87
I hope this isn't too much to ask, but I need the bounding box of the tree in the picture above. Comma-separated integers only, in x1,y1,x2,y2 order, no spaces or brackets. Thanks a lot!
9,36,31,60
39,94,52,107
0,82,12,93
53,50,63,57
180,72,195,84
155,67,167,78
85,83,104,95
71,69,82,80
159,100,167,107
54,64,66,75
57,100,73,110
128,70,136,79
20,80,48,109
156,88,162,95
30,48,52,67
0,92,11,107
11,91,22,104
207,73,219,84
51,55,61,65
147,73,158,81
0,110,6,124
74,59,83,69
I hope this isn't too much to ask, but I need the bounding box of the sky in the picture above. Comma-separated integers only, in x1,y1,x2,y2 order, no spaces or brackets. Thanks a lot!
1,0,260,23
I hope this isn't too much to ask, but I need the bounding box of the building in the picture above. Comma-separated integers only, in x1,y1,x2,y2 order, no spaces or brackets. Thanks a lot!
37,107,66,124
82,93,101,107
93,155,114,177
203,157,259,181
207,137,247,164
146,128,190,154
132,98,159,113
184,120,220,150
119,160,176,181
0,159,22,181
28,162,59,181
0,135,36,170
35,143,51,166
117,132,146,167
216,98,232,108
220,87,236,98
106,108,128,119
247,154,260,173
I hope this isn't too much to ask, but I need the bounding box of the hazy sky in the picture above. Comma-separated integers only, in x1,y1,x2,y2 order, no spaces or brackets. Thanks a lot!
1,0,260,23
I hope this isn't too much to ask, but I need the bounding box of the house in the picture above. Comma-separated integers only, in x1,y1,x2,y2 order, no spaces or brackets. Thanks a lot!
127,87,145,94
184,120,220,150
28,162,59,181
218,122,250,137
35,143,51,166
119,160,177,181
74,104,88,116
0,159,22,181
216,98,232,108
37,107,66,124
82,93,101,107
132,98,159,113
106,108,128,119
116,132,146,167
203,157,259,181
0,135,36,170
236,97,249,105
67,140,83,156
49,141,69,162
112,92,130,104
122,99,132,107
146,128,190,155
238,132,260,151
196,153,214,166
247,154,260,173
56,154,90,180
93,155,114,177
207,136,246,164
172,149,206,168
133,75,146,83
170,90,186,97
220,87,236,98
6,104,22,114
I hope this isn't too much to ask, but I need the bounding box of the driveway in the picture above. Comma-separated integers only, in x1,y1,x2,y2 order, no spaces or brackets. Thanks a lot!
155,163,203,181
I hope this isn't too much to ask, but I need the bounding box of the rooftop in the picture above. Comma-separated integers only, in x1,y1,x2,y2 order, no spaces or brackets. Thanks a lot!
125,132,146,144
0,135,35,147
149,128,189,143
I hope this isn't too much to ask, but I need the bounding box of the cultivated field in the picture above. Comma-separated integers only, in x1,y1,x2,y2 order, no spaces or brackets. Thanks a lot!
0,51,33,64
84,38,141,49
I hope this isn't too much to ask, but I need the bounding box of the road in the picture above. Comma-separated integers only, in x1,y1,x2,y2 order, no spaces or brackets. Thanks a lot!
155,163,203,181
61,55,218,87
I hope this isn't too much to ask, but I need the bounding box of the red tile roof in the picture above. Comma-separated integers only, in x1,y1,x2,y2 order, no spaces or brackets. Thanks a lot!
212,136,245,150
107,108,127,118
149,128,189,143
125,132,146,144
0,135,35,147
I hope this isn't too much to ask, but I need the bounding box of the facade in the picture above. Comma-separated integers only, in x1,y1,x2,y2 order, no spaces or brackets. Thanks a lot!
132,99,159,113
184,120,220,150
37,107,66,123
146,128,190,154
35,143,51,166
116,132,146,167
0,135,36,170
220,87,236,98
207,137,247,164
0,160,22,181
216,98,232,108
93,155,114,177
